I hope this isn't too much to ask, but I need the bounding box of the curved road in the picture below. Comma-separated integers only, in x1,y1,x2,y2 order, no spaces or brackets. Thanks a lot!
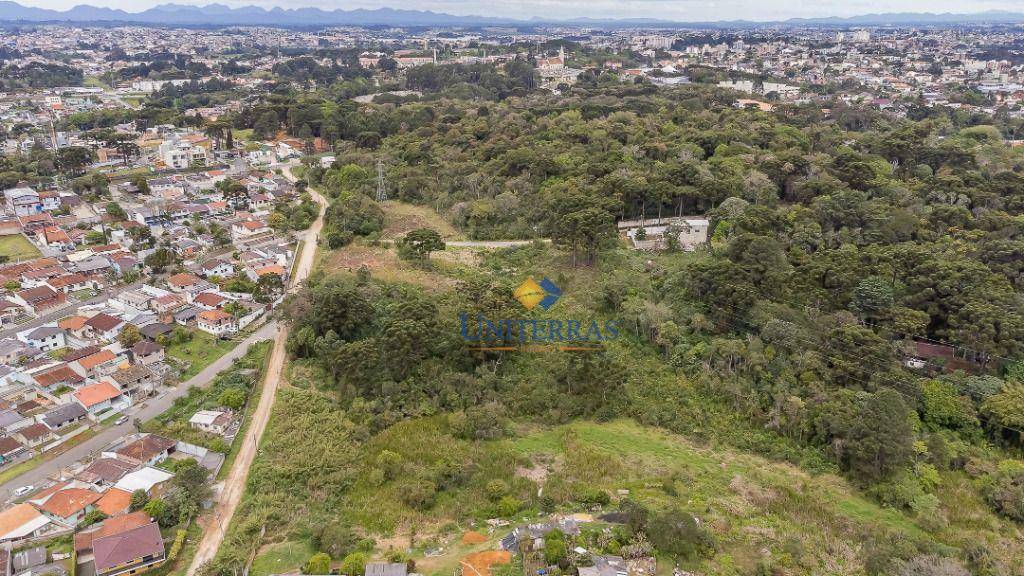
187,163,327,574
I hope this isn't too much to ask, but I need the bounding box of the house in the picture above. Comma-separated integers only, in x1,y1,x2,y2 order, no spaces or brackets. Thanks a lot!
199,259,234,278
196,309,236,337
109,365,157,396
93,488,134,517
73,510,150,556
0,504,51,542
40,403,87,431
84,314,125,342
113,467,174,497
172,307,200,326
11,546,48,575
35,487,102,526
131,341,165,367
231,220,270,239
116,290,152,311
618,217,710,252
76,458,136,487
166,273,203,295
0,411,32,436
14,423,53,448
35,227,73,251
11,286,65,314
189,410,233,435
21,326,65,351
33,364,84,391
0,339,39,365
114,435,177,467
0,299,23,325
46,273,92,294
73,381,129,416
150,294,186,315
91,521,166,576
58,316,91,340
138,323,172,341
192,292,227,310
4,188,42,216
0,436,27,463
73,350,121,379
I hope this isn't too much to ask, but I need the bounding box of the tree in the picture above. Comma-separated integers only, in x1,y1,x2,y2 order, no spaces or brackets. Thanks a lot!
218,387,246,410
119,324,141,348
305,553,331,575
255,272,284,304
144,248,176,273
983,382,1024,443
254,111,280,140
105,202,127,221
129,489,149,511
815,388,915,481
57,146,94,176
143,498,170,526
646,509,715,560
396,228,445,261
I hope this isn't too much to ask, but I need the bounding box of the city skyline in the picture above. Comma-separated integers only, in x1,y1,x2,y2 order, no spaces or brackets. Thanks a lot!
10,0,1024,22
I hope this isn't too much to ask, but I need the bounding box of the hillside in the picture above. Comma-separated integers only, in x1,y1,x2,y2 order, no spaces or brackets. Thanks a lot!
199,83,1024,576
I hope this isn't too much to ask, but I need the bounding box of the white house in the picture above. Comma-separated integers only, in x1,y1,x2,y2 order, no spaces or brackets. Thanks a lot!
189,409,233,435
196,309,237,337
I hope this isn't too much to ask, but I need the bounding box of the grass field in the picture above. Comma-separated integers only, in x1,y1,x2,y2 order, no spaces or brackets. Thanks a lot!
166,330,238,380
380,201,464,241
0,234,41,262
249,540,316,576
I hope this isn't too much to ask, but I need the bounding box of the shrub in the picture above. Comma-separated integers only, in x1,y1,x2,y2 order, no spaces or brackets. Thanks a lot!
646,510,714,560
305,553,331,575
340,552,368,576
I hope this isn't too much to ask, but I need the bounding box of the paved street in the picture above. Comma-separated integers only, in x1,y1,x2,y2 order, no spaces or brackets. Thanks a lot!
0,282,143,340
0,321,277,501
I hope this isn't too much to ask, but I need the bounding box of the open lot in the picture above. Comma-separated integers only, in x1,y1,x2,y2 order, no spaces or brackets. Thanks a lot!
0,234,41,262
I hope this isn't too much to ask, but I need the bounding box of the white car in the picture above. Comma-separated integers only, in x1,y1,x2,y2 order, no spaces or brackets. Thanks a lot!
13,485,33,497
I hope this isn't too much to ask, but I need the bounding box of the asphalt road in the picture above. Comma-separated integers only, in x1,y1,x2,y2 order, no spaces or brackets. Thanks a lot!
0,282,143,341
0,321,277,502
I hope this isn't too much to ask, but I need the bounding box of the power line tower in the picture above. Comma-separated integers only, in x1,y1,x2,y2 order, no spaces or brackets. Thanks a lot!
375,158,388,202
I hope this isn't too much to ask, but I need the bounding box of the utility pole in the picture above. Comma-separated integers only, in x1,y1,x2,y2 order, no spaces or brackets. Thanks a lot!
375,158,388,202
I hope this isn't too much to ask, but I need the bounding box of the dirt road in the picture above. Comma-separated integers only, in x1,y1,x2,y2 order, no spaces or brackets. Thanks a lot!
186,164,327,575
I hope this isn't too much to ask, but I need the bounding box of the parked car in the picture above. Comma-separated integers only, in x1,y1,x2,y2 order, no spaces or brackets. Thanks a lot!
13,485,33,497
115,416,128,425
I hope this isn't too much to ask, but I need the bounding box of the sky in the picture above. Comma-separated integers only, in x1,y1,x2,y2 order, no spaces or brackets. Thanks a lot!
12,0,1021,21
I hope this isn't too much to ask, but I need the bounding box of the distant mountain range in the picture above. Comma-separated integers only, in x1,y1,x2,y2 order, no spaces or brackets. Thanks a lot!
4,2,1024,28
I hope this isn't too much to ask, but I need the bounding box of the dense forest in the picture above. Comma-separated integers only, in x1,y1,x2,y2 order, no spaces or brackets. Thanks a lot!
192,71,1024,576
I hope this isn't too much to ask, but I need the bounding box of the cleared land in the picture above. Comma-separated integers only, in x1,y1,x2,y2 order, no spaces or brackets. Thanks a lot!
0,234,41,262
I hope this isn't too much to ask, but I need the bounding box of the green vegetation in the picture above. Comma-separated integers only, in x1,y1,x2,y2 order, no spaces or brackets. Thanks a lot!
0,234,41,262
147,341,270,453
165,329,238,380
202,77,1024,576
